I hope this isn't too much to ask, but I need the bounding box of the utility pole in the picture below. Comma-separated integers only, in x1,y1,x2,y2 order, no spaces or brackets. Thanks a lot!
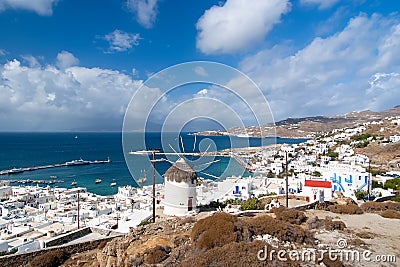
77,190,80,229
152,150,156,223
285,151,289,208
368,160,371,201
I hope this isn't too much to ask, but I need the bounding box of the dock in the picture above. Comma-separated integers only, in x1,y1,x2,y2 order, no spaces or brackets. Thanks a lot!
0,158,111,176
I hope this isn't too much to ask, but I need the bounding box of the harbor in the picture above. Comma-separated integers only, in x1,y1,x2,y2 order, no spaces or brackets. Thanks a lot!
0,158,111,176
6,179,65,185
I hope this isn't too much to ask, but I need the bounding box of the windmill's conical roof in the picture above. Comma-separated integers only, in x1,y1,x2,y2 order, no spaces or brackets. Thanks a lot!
164,158,197,183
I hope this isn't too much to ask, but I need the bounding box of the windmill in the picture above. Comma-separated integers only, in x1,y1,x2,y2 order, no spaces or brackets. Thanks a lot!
128,134,233,221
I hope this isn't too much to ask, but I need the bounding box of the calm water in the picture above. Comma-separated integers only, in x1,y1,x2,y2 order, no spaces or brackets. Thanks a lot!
0,132,307,195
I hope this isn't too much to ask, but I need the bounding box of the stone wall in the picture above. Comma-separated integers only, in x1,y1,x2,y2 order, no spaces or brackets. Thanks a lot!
0,236,118,267
45,227,92,247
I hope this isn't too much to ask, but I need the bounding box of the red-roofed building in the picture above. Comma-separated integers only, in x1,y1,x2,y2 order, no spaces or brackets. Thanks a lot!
303,179,333,203
304,180,332,188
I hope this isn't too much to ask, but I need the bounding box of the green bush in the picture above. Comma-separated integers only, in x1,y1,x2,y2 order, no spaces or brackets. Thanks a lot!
391,197,400,202
240,198,265,210
355,190,368,200
326,150,339,160
352,133,372,141
138,220,151,226
372,180,384,189
384,178,400,190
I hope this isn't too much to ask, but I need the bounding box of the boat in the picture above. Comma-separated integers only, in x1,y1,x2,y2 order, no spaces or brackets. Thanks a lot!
65,159,90,166
110,179,117,187
95,178,102,184
8,168,24,174
71,181,77,186
236,133,251,138
137,170,147,184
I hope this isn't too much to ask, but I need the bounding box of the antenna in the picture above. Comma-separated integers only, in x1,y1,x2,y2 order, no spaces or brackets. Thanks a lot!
168,143,184,160
180,135,185,153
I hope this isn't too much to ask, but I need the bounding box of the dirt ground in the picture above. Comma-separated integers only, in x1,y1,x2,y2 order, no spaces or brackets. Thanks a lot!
305,210,400,267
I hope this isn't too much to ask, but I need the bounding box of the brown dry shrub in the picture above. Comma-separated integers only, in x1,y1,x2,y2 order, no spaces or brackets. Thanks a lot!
274,208,308,225
380,210,400,219
361,201,400,212
28,249,69,267
247,215,308,244
191,212,239,250
144,245,171,264
323,218,346,231
328,204,363,214
179,240,300,267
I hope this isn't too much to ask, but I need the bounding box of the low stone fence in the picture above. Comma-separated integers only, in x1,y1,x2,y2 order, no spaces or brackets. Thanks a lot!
45,226,92,247
0,235,118,267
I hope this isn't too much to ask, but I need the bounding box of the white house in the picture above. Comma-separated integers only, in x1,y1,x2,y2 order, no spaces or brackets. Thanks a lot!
302,180,333,203
322,167,369,199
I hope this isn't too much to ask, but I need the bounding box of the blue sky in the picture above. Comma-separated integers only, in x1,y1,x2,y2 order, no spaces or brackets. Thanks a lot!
0,0,399,131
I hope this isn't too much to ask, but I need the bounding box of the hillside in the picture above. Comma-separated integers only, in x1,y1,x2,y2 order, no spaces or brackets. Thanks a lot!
198,106,400,138
21,201,400,267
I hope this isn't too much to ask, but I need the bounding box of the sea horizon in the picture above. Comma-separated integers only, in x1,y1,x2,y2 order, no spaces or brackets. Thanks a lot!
0,132,308,196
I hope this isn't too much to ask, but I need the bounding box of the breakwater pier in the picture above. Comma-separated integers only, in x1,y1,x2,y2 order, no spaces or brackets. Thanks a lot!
0,158,111,176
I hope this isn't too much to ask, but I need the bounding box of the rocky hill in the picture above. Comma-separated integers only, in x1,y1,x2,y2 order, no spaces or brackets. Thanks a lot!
22,200,400,267
198,106,400,138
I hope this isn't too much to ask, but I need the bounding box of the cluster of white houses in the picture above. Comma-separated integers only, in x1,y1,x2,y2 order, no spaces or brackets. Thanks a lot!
1,121,399,253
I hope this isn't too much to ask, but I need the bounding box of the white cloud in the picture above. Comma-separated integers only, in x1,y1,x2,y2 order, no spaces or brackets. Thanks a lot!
240,13,400,120
104,30,141,53
0,56,142,131
196,89,208,96
127,0,158,28
56,51,79,69
300,0,340,10
21,55,41,68
367,72,400,111
0,0,57,15
196,0,291,55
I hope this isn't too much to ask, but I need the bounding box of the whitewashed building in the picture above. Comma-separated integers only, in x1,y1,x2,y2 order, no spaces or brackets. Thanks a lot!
321,162,369,199
302,180,333,203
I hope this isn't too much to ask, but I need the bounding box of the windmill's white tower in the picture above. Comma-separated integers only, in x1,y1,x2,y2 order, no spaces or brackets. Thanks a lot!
163,158,197,216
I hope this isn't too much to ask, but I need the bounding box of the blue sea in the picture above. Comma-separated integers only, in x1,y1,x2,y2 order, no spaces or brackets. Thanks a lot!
0,132,307,195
